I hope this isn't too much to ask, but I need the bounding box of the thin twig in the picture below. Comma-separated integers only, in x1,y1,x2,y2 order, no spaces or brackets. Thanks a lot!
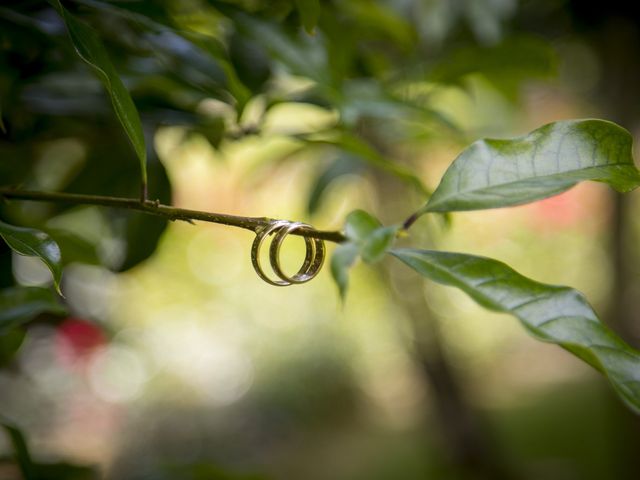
0,188,347,243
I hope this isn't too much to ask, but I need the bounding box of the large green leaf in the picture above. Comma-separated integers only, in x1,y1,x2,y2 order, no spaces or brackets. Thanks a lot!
392,248,640,413
0,287,66,334
0,221,63,294
424,120,640,213
51,0,147,187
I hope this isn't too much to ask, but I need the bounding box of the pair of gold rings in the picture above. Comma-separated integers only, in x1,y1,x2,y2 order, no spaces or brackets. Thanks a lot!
251,221,326,286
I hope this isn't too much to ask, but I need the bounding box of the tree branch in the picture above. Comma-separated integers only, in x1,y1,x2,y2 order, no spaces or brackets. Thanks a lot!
0,188,346,243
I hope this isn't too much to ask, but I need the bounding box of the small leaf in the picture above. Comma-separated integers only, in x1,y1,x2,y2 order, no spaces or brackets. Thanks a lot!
392,248,640,414
0,287,66,334
330,243,359,300
424,120,640,213
344,210,381,242
361,226,399,264
51,0,147,187
0,221,63,294
295,0,320,34
330,211,398,299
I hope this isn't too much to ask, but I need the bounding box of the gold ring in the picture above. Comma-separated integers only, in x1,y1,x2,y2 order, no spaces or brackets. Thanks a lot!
269,222,325,284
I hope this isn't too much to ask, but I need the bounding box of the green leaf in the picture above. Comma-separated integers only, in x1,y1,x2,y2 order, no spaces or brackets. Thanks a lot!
361,226,399,264
0,221,64,294
51,0,147,187
343,210,398,264
46,229,101,266
331,211,398,299
428,36,556,100
424,120,640,213
330,242,359,300
344,210,381,242
0,328,26,367
0,287,66,334
0,418,36,480
2,416,97,480
295,0,320,34
307,156,361,215
302,131,429,194
392,248,640,414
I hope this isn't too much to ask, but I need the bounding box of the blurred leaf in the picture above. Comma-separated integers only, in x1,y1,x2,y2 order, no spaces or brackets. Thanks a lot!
295,0,320,34
45,229,101,266
51,0,147,187
61,135,171,271
0,286,66,334
0,327,25,366
341,1,415,51
229,32,272,94
0,220,63,294
361,225,398,264
331,210,398,299
392,248,640,414
429,36,556,98
0,418,96,480
0,419,35,480
33,462,97,480
117,150,171,270
344,209,398,262
167,462,269,480
307,155,361,215
344,209,381,242
424,120,640,213
330,242,359,300
233,12,329,84
301,130,428,194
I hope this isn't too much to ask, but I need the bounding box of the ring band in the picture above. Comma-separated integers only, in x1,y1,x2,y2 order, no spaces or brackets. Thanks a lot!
251,220,326,287
269,222,325,284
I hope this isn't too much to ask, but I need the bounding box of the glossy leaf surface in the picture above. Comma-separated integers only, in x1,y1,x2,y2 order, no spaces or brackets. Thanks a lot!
0,221,63,293
392,248,640,413
52,0,147,185
425,120,640,212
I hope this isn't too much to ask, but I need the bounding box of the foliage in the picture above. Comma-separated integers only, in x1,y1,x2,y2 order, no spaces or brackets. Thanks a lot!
1,0,640,477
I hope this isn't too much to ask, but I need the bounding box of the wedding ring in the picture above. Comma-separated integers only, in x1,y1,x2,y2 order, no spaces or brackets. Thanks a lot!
251,220,326,286
269,222,325,284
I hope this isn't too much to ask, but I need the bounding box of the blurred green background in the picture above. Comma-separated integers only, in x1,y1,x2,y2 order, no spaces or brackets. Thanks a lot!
1,1,640,479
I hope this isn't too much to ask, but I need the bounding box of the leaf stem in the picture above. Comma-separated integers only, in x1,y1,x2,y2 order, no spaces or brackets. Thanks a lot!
0,188,346,243
401,211,420,231
140,179,148,203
